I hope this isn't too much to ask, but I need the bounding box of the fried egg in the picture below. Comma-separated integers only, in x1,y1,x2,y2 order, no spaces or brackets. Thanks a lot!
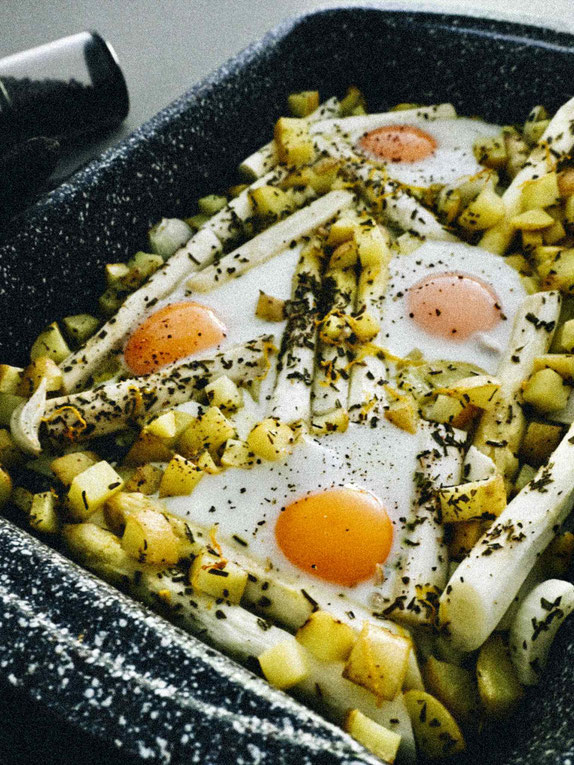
379,240,527,373
162,418,449,613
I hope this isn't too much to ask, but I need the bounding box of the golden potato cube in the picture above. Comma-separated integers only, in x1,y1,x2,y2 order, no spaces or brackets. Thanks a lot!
514,463,537,493
11,486,33,514
175,418,203,459
67,461,124,519
274,117,314,167
259,638,309,689
250,185,293,218
19,356,63,396
30,322,70,363
473,135,507,170
504,253,532,275
159,454,203,497
105,262,129,285
533,245,563,268
220,438,256,469
476,634,523,718
448,520,484,560
511,208,555,231
29,490,60,535
287,90,319,117
204,375,243,411
558,168,574,197
195,449,222,474
310,408,349,435
564,194,574,226
436,187,462,224
123,463,164,494
543,219,567,245
124,432,174,466
384,388,418,434
121,504,180,565
0,466,12,508
553,319,574,352
190,549,248,603
348,312,380,343
404,690,466,758
542,530,574,577
319,311,349,345
343,622,411,701
330,240,358,269
355,224,391,268
344,709,401,764
520,421,563,467
0,428,23,470
0,364,23,395
143,410,177,440
539,249,574,291
422,394,468,427
255,292,286,323
247,418,294,461
522,368,570,413
199,406,236,452
520,172,560,211
423,656,480,726
436,375,500,410
296,610,356,662
533,353,574,380
439,474,507,523
327,216,359,246
339,86,367,116
62,313,100,346
197,194,227,216
458,186,505,231
51,451,100,486
172,410,197,438
522,230,545,253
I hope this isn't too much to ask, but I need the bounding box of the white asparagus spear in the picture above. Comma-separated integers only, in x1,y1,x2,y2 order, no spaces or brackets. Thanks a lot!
311,267,357,417
239,96,341,179
186,190,355,294
269,239,324,424
439,419,574,652
13,337,273,450
473,291,561,480
509,578,574,685
480,96,574,254
60,227,223,393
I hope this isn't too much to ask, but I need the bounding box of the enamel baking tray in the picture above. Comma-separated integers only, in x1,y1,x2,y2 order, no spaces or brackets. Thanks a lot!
0,7,573,764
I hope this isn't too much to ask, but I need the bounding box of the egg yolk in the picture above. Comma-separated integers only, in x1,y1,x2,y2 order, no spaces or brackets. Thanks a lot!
407,272,503,341
275,487,393,587
124,301,226,375
357,124,437,163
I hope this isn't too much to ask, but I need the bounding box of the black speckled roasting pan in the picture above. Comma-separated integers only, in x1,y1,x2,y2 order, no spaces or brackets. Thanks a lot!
0,6,573,764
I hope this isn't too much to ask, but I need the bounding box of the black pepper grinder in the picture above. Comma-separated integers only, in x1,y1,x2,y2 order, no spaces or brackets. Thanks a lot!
0,31,129,220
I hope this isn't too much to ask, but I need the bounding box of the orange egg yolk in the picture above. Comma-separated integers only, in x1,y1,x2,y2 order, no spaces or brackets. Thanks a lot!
124,301,226,375
407,272,503,341
275,487,393,587
357,124,437,163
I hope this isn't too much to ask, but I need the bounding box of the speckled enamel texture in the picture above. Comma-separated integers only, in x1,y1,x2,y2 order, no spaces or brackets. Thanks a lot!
0,7,573,765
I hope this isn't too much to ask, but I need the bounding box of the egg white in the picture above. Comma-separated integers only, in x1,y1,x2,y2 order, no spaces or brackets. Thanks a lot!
379,240,527,373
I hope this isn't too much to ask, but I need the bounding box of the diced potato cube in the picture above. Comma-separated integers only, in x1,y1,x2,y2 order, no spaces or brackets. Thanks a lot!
343,622,411,701
121,503,180,565
542,531,574,577
533,245,563,268
185,212,210,230
195,449,221,474
123,463,164,494
159,454,203,497
476,634,523,718
330,240,358,269
122,252,163,290
520,421,563,467
62,314,100,346
98,287,125,317
539,248,574,291
448,520,484,560
424,656,480,725
11,486,33,514
344,709,401,764
355,224,391,268
29,490,60,534
339,86,367,116
404,690,466,758
522,368,570,413
250,185,293,218
143,410,178,440
520,172,561,211
67,461,124,519
30,322,70,363
436,375,500,410
514,463,537,492
310,407,350,435
543,219,567,245
422,394,466,426
438,474,507,523
19,356,63,396
296,610,356,662
173,409,199,439
204,376,243,411
220,438,256,469
255,292,286,323
553,318,574,352
564,194,574,226
0,364,23,394
511,208,555,231
0,428,23,470
247,418,294,461
106,262,130,285
197,194,227,216
124,432,174,466
458,186,505,231
199,406,236,452
320,311,349,345
522,229,544,253
0,466,12,508
348,311,380,343
0,393,25,427
504,127,530,179
51,451,100,486
259,638,309,689
505,253,532,275
287,90,319,118
190,549,248,603
327,216,359,246
558,169,574,197
436,187,462,224
473,135,507,170
533,353,574,380
384,388,418,434
274,117,314,167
